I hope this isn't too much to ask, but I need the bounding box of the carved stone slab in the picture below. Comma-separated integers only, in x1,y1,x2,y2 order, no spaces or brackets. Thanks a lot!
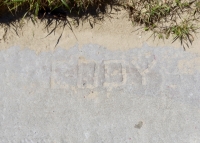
0,44,200,142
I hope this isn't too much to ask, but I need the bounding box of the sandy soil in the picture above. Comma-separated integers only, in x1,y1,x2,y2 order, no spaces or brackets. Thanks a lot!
0,8,199,54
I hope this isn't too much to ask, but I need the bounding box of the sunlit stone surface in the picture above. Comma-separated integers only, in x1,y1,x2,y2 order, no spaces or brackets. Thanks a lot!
0,44,200,142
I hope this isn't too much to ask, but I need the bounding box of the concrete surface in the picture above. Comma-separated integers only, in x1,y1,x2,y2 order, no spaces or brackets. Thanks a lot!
0,44,200,142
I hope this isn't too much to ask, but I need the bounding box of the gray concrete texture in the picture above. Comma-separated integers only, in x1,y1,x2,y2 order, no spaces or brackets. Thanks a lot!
0,44,200,142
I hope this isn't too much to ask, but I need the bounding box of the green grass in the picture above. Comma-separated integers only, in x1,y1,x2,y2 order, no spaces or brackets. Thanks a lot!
126,0,200,49
0,0,200,49
0,0,116,17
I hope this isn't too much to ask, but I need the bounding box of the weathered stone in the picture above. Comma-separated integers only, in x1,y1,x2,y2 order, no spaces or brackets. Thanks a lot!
0,45,200,142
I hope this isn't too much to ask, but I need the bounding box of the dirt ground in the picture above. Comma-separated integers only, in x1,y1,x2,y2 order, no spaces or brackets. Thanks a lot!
0,8,200,54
